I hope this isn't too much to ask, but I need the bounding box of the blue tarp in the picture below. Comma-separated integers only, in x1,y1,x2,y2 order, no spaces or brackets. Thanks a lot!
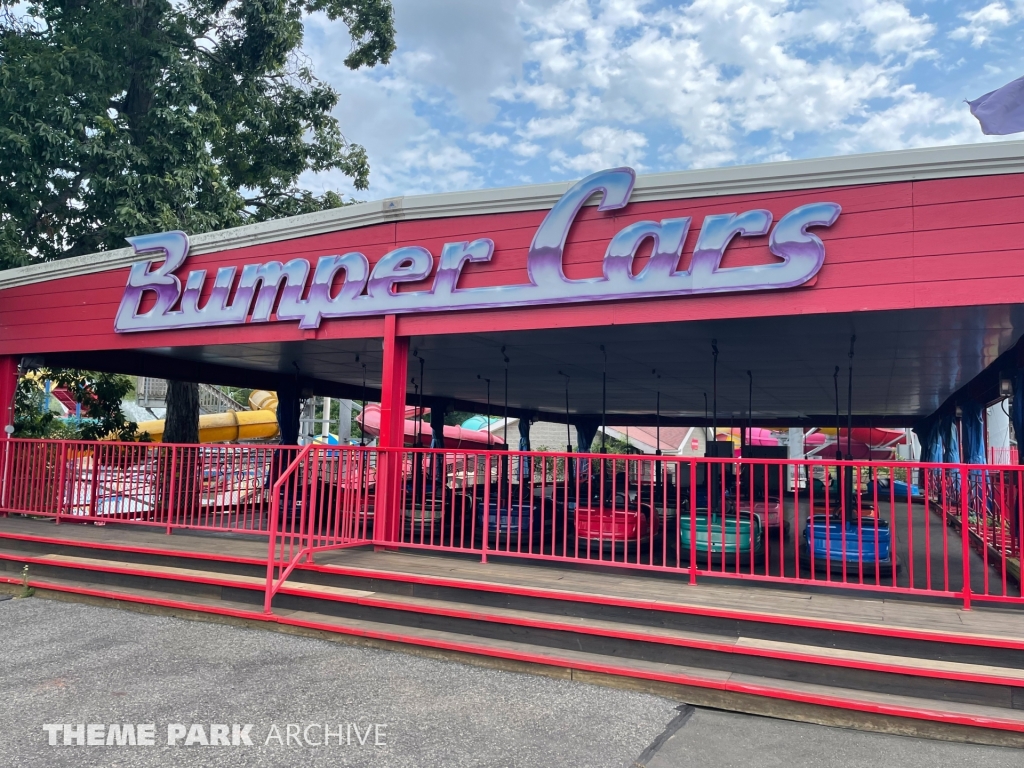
915,420,943,464
575,418,599,454
518,417,531,452
941,413,960,464
574,418,600,478
518,417,532,479
429,405,445,449
960,400,986,465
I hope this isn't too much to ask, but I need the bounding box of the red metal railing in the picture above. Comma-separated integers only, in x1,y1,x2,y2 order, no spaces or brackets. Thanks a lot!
263,444,375,612
0,438,297,534
988,447,1018,465
372,447,1023,608
1,438,1021,610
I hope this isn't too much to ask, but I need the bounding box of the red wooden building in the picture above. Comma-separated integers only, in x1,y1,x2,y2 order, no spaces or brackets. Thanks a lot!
3,142,1024,742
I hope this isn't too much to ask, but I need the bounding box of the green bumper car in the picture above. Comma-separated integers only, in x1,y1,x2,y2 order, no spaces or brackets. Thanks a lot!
681,509,763,563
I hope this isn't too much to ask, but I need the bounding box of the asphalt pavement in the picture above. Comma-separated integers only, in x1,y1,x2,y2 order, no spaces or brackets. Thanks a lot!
0,596,1019,767
642,706,1022,768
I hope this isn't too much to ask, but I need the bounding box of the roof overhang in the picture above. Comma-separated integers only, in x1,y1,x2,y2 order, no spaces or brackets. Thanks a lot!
3,139,1024,292
38,304,1024,427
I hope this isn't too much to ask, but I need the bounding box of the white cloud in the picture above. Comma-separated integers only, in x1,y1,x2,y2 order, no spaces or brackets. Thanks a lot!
950,2,1021,47
297,0,1022,200
553,126,649,172
468,132,510,149
854,0,937,56
505,0,945,163
512,141,543,158
834,87,980,154
520,114,582,139
387,0,524,122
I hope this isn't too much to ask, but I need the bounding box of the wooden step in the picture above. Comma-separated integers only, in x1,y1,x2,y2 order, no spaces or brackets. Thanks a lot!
5,518,1022,653
301,551,1024,650
276,579,1024,688
5,568,1021,747
5,548,1023,710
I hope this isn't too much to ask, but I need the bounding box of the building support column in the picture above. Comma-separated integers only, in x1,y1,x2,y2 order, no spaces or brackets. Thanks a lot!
0,356,17,438
276,378,301,446
0,356,20,514
375,316,408,548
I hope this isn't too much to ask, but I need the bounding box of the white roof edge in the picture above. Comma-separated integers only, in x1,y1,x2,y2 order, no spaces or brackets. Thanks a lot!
4,140,1024,291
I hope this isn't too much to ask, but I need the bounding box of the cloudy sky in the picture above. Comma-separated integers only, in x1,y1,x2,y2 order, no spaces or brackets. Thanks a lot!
300,0,1024,200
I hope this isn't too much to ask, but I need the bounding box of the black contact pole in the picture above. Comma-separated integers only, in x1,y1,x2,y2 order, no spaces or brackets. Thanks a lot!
654,369,662,490
559,371,571,453
413,351,425,449
703,392,709,446
846,336,857,510
416,353,426,494
833,366,841,460
847,335,856,460
358,357,367,447
653,370,662,454
502,347,509,447
600,345,607,453
710,340,721,515
502,347,510,492
477,375,492,448
711,340,719,442
747,370,753,450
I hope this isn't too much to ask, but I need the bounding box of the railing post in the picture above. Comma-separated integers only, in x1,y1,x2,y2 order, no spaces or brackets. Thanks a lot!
55,441,69,524
960,463,972,611
481,453,492,564
0,438,11,515
306,449,320,564
689,459,697,585
166,446,178,535
88,444,100,519
264,473,282,615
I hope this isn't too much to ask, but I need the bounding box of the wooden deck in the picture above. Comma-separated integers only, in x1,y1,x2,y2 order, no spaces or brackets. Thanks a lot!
0,516,268,561
2,514,1023,645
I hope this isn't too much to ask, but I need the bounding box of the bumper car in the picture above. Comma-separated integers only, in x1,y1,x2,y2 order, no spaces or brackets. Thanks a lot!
802,513,896,574
400,494,448,540
746,497,788,534
862,478,923,503
574,500,650,551
681,508,763,564
475,495,550,547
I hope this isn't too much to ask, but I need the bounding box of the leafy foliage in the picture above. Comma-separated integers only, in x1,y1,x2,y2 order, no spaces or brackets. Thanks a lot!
1,0,395,443
13,369,138,440
12,377,61,438
0,0,396,268
589,433,636,455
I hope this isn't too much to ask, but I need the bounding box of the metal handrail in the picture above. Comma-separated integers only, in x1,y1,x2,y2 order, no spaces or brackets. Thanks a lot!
263,443,313,613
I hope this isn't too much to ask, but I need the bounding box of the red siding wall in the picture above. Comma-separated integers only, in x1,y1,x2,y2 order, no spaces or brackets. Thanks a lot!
2,173,1024,355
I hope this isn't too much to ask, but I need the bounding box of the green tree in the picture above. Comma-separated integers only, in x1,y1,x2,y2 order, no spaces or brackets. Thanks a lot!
13,369,138,440
1,0,395,442
0,0,395,266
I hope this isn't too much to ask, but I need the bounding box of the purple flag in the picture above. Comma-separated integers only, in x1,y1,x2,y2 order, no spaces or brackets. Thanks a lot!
968,74,1024,135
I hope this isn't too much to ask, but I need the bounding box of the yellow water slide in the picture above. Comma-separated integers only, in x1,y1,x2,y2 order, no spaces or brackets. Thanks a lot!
135,390,279,443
